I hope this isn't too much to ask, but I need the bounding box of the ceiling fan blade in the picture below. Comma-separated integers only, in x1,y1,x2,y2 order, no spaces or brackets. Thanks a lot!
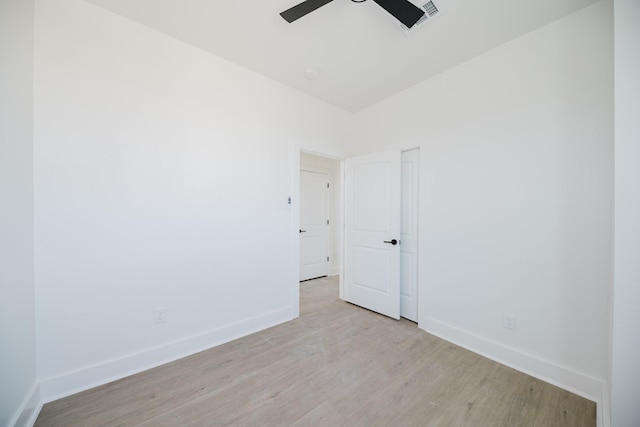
280,0,335,23
372,0,425,28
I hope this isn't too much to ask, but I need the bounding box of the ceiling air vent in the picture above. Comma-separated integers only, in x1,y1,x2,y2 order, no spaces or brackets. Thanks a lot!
400,0,442,34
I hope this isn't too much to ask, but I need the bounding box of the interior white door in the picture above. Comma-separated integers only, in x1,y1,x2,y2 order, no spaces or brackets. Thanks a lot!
400,149,419,322
344,150,401,319
300,170,329,281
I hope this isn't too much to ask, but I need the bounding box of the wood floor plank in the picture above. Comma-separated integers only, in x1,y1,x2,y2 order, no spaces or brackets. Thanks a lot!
143,311,405,426
35,276,596,427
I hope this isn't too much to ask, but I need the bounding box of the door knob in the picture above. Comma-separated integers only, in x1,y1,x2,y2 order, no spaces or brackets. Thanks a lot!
383,239,398,245
299,229,307,233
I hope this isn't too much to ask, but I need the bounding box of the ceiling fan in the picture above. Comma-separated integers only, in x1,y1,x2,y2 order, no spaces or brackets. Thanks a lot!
280,0,426,29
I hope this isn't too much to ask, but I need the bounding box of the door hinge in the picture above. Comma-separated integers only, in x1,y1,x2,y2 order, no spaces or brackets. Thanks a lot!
327,256,330,262
327,183,330,188
326,219,329,225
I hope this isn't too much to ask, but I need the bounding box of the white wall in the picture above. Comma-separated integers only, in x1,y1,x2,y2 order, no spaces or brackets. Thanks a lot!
0,0,39,426
300,152,342,276
353,0,613,402
34,0,351,400
611,0,640,425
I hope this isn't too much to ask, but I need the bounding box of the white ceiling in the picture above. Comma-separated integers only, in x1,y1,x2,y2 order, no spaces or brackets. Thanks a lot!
85,0,599,112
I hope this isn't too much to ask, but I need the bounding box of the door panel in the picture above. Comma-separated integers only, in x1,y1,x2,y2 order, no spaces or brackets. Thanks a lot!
344,150,401,319
352,246,391,293
354,163,392,231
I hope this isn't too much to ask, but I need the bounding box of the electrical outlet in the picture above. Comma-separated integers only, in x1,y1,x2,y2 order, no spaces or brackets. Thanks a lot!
503,312,516,330
154,307,166,324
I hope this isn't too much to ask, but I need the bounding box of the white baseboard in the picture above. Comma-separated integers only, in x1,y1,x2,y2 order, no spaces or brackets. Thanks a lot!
39,306,296,404
10,383,41,427
421,318,607,423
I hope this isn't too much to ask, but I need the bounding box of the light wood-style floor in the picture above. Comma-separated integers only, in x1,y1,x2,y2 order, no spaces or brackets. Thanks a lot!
36,276,596,426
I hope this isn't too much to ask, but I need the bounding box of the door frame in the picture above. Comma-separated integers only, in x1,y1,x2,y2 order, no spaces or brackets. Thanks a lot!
400,148,420,322
290,145,421,323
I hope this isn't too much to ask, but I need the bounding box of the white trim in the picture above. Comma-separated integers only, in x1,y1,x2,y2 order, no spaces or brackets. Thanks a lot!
599,385,611,427
338,160,345,299
421,318,607,422
9,383,41,427
300,164,331,175
399,148,420,322
39,306,296,404
290,141,301,315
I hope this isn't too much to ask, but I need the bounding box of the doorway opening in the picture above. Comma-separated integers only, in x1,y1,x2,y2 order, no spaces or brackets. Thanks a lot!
294,148,419,324
299,152,342,282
